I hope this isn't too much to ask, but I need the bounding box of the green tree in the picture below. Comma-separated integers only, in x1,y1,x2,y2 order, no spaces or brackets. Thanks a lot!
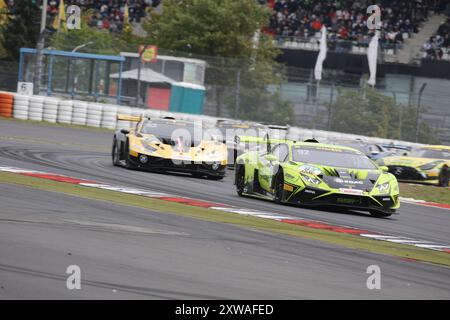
144,0,293,121
145,0,269,57
330,87,440,144
49,24,118,55
399,104,441,144
0,0,40,60
48,13,145,55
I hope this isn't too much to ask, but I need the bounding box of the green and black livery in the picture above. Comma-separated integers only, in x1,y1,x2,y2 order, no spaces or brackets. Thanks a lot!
235,140,400,217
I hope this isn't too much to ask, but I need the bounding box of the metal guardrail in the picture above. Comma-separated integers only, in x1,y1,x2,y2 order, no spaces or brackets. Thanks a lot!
273,36,402,59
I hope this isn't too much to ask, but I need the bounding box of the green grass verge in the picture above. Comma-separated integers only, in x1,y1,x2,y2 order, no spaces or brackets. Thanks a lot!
400,183,450,205
1,172,450,266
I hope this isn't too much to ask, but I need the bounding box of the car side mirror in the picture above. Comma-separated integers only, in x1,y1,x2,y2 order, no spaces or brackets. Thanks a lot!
265,154,278,162
121,129,130,135
379,166,389,172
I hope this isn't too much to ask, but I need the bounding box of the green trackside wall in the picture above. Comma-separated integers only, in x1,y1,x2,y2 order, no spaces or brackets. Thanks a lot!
169,85,205,115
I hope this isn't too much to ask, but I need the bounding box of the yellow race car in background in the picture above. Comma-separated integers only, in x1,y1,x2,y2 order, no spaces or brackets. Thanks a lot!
112,115,227,180
378,145,450,187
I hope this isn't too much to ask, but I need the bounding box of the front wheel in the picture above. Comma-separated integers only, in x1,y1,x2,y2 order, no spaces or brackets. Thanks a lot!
274,170,285,204
112,138,120,167
438,166,449,187
236,165,245,196
123,139,135,169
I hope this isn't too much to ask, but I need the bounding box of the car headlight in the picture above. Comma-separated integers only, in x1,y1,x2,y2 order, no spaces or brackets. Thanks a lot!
419,161,441,171
377,182,390,193
299,164,322,176
211,162,221,170
301,174,321,185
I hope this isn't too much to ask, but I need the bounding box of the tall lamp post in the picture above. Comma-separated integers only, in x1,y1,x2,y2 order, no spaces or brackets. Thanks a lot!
135,49,144,107
33,0,48,95
415,82,427,143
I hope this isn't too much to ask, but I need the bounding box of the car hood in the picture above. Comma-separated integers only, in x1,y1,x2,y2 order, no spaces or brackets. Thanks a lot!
293,162,382,191
321,166,381,191
134,134,227,161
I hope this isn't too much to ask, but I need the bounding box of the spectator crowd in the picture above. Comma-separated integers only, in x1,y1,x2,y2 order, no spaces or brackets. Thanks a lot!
4,0,161,33
265,0,434,49
423,0,450,59
60,0,161,32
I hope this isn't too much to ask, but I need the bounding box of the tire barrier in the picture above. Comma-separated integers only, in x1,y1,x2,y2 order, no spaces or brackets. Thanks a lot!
57,100,73,124
72,100,88,126
101,105,118,129
43,97,59,123
86,103,103,128
28,96,45,121
130,107,144,118
1,91,425,149
13,94,30,120
0,92,14,118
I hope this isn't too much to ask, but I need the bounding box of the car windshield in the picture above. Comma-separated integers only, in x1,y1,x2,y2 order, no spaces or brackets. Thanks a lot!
292,146,377,169
141,121,195,137
141,120,205,146
409,148,450,159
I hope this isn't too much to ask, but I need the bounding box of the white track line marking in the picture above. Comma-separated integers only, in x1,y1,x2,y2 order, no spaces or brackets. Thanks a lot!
1,165,449,254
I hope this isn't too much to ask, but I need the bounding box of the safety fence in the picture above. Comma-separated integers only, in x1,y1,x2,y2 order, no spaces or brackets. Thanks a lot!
273,36,403,61
0,91,424,149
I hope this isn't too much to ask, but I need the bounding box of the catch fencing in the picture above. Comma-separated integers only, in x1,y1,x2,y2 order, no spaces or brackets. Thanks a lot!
0,90,424,149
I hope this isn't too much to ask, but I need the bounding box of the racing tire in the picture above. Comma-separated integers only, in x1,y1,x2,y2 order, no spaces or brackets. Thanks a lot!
236,165,245,196
123,139,135,169
438,166,449,187
274,169,284,204
369,210,393,218
112,138,121,167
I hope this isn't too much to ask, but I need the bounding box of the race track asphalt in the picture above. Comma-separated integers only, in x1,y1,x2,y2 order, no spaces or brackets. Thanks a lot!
0,119,449,299
1,183,450,299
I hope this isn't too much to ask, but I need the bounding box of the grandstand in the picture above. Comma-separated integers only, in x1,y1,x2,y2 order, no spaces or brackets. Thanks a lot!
422,15,450,59
5,0,161,33
267,0,450,63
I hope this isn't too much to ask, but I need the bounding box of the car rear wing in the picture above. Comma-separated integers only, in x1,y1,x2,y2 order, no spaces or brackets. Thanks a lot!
117,114,142,122
230,135,288,166
235,135,289,145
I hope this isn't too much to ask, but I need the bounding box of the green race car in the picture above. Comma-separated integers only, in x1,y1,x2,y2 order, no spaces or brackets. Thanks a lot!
235,140,400,217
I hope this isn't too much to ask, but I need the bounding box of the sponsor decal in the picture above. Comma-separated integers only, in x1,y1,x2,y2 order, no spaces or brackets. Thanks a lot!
337,197,359,205
339,188,364,195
